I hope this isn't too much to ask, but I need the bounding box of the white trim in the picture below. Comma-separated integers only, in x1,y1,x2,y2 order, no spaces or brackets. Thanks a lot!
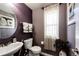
40,52,53,56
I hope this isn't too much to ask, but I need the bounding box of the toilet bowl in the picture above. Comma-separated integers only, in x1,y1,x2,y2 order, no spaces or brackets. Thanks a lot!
24,38,41,56
30,46,41,54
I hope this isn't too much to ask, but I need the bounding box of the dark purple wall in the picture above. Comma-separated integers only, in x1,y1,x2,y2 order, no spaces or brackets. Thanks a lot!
13,3,32,41
0,3,32,44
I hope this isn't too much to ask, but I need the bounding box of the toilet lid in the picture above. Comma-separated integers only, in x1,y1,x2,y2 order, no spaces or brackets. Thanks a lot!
30,46,41,52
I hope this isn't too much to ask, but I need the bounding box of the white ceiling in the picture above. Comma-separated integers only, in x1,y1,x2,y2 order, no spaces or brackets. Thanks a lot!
25,3,53,10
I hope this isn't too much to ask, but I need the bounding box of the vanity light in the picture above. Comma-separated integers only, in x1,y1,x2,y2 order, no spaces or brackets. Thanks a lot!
8,3,14,7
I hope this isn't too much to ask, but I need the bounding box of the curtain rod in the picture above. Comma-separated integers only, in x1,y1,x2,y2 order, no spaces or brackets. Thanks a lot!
41,3,63,10
41,3,54,9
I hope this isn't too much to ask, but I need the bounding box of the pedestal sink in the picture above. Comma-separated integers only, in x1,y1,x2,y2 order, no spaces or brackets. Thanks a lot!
0,42,23,56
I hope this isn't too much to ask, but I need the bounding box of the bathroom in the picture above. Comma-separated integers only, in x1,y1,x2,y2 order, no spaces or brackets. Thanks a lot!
0,3,79,56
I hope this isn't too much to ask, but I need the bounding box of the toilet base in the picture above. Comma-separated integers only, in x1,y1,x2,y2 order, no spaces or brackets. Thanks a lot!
29,50,40,56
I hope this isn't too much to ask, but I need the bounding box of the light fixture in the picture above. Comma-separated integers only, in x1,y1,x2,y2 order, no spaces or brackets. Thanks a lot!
8,3,15,7
0,0,26,3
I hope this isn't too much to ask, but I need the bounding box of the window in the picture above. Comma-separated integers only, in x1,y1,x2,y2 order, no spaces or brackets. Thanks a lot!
44,4,59,39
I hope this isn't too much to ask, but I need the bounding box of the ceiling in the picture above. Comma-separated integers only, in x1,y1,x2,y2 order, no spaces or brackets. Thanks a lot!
25,3,53,10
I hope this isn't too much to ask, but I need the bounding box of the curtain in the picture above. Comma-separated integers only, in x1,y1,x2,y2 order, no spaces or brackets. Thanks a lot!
44,4,59,39
44,4,59,51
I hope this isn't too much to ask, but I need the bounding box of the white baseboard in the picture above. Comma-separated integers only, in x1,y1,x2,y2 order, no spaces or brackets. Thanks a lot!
40,52,53,56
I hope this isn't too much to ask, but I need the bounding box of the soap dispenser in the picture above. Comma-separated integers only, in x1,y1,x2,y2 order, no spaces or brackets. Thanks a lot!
13,38,17,43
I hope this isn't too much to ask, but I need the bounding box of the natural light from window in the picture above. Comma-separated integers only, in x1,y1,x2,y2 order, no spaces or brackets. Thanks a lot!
44,4,59,39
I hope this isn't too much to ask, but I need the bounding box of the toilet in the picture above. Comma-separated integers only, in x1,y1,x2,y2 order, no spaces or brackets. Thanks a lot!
24,38,41,56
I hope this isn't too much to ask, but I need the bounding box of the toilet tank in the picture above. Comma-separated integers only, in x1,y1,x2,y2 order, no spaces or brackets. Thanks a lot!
24,38,33,49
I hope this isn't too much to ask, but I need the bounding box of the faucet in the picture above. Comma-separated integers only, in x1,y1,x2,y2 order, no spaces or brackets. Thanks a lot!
1,44,5,47
74,48,79,54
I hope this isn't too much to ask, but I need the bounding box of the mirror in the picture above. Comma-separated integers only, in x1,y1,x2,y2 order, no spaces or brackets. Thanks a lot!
0,4,17,39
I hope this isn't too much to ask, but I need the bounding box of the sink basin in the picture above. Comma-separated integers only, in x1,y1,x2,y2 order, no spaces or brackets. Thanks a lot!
0,42,23,56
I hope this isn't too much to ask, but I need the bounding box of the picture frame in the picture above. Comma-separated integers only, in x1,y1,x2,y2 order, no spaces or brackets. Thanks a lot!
67,3,76,25
69,3,75,19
